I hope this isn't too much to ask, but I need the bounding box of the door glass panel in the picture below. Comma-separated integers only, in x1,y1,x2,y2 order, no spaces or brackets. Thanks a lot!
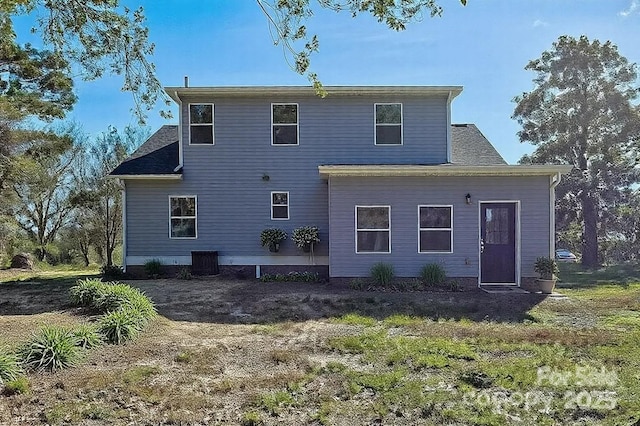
485,207,510,245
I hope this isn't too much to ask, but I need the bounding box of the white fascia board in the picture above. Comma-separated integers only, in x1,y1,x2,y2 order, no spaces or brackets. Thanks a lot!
165,86,464,103
108,174,183,180
318,164,573,178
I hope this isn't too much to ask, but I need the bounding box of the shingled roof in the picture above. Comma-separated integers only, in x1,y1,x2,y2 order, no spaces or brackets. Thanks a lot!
110,123,506,177
109,125,181,177
450,124,506,165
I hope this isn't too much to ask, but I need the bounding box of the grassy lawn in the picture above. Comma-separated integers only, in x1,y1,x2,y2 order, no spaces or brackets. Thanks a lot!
1,265,639,425
0,264,99,284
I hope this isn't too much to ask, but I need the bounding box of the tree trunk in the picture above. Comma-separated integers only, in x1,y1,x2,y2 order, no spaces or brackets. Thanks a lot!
581,194,599,268
36,247,46,262
81,252,90,267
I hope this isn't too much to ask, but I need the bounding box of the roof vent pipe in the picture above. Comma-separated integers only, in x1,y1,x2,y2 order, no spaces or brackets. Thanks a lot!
184,76,189,88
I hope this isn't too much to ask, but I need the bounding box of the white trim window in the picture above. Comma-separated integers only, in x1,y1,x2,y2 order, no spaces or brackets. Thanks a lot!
418,205,453,253
189,104,214,144
374,103,402,145
169,196,197,238
272,103,299,145
356,206,391,253
271,191,289,220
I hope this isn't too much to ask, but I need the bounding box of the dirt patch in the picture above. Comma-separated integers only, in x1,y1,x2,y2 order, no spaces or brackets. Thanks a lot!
0,276,556,425
1,276,548,323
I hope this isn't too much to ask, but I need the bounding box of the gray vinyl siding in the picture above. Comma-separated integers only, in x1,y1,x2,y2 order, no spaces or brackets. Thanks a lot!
126,93,449,260
328,176,551,278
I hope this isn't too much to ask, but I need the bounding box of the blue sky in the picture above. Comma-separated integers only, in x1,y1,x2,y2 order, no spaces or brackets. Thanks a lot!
13,1,640,163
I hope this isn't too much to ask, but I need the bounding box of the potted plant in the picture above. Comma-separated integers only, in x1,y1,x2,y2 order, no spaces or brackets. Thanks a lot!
534,256,559,294
291,226,320,252
260,228,287,253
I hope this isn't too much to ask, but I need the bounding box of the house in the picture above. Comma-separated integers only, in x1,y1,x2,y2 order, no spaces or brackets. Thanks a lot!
110,85,571,288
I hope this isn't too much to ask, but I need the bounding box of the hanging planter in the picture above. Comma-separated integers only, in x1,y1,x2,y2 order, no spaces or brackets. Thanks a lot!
260,228,287,253
269,243,280,253
291,226,320,252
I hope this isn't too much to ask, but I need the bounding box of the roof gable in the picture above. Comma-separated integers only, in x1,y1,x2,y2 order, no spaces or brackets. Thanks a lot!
450,124,507,165
109,125,181,177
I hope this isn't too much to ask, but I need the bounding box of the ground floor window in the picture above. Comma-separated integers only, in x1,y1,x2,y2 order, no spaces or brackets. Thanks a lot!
419,205,452,253
169,196,197,238
356,206,390,253
271,191,289,220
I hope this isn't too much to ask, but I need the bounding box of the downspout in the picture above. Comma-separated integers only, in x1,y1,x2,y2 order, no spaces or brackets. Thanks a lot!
549,172,562,257
120,179,127,272
173,89,184,172
446,90,453,163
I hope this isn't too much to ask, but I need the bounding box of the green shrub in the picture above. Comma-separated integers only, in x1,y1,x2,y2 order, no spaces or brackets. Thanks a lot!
177,267,192,280
69,278,109,307
124,291,158,321
349,278,367,290
71,280,157,345
370,263,394,287
71,280,156,321
396,279,423,291
72,324,103,349
259,271,319,282
19,326,82,372
144,258,163,278
447,280,461,292
420,263,447,287
3,376,30,395
92,283,139,312
0,351,21,384
100,264,124,279
98,308,144,344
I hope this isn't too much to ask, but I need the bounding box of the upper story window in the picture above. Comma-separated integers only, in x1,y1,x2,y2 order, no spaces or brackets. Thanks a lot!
271,191,289,220
374,103,402,145
272,103,299,145
419,205,452,253
170,196,197,238
356,206,391,253
189,104,214,145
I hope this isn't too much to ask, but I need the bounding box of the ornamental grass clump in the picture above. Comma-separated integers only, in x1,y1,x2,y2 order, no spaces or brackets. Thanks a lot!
69,279,157,345
69,278,109,308
370,262,395,287
420,263,447,287
99,308,146,344
144,258,163,278
19,326,82,372
0,350,22,385
72,324,103,350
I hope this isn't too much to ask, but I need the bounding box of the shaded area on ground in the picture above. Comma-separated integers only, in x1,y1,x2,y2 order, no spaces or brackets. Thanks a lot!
1,275,547,323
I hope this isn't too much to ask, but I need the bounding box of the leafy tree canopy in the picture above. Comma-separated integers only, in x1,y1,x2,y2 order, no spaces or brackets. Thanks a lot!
257,0,467,93
3,0,466,120
513,35,640,267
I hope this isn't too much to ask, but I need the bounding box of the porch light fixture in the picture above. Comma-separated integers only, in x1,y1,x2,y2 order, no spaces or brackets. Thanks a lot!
465,193,472,204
